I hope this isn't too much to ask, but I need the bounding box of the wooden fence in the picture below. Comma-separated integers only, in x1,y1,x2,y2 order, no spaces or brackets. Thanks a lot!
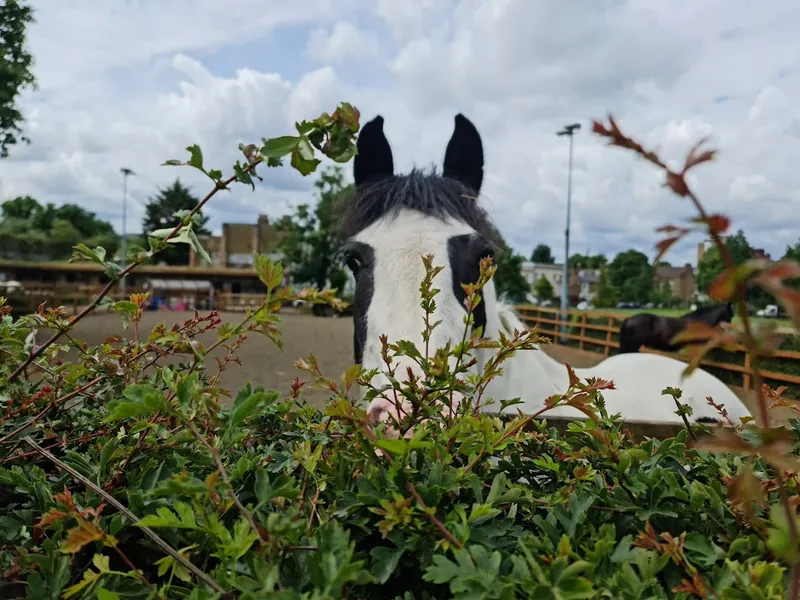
514,305,800,396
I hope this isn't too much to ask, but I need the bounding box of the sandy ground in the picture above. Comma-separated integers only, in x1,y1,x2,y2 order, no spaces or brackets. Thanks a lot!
65,309,792,424
68,309,355,408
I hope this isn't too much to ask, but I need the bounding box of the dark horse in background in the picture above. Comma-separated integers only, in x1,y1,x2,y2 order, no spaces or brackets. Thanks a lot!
617,302,735,354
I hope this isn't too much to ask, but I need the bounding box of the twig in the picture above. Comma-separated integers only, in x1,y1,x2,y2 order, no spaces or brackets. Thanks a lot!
22,436,227,595
405,480,464,550
671,395,698,442
0,376,103,446
8,160,262,383
185,421,265,548
306,486,321,538
112,545,158,595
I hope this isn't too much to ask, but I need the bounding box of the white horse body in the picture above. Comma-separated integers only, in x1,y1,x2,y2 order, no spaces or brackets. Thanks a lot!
476,304,752,425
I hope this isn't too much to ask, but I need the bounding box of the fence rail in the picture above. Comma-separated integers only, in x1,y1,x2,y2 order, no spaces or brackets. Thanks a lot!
513,305,800,395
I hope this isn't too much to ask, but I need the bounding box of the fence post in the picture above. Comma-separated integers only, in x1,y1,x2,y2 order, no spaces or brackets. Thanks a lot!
605,316,614,356
743,351,751,390
579,313,587,351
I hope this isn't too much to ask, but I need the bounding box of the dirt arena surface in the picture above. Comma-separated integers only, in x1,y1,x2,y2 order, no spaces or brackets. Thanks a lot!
66,309,788,423
69,309,355,408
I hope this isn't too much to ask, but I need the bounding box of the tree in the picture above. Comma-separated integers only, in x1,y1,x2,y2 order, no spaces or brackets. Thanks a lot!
570,253,607,269
650,279,677,307
607,249,652,304
492,241,531,304
0,196,119,260
696,230,767,305
533,275,554,303
0,0,37,158
142,179,210,265
782,242,800,291
1,195,38,219
277,165,352,293
530,244,555,264
593,267,618,308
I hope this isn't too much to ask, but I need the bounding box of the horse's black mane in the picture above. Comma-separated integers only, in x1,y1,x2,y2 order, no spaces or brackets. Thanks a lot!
337,167,501,244
682,302,732,320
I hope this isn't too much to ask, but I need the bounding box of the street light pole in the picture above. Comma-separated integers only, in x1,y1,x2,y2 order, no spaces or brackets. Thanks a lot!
120,168,135,294
556,123,581,343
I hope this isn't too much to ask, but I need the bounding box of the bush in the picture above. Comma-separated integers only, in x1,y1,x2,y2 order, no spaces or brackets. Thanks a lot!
0,109,799,598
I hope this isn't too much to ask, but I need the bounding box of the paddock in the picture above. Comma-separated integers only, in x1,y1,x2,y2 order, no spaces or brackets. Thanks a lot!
64,309,791,427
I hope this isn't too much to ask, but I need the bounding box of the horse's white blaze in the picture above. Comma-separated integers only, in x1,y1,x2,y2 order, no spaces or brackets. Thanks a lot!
355,211,474,370
358,211,752,427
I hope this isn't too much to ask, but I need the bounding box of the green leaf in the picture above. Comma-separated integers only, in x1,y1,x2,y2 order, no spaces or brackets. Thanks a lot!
137,503,198,530
186,144,205,172
96,589,119,600
176,372,199,411
99,438,120,476
260,136,299,159
254,253,283,291
254,469,299,505
290,143,321,176
187,228,212,264
149,227,173,240
370,546,404,584
229,391,279,431
373,439,408,455
103,401,152,422
423,554,460,585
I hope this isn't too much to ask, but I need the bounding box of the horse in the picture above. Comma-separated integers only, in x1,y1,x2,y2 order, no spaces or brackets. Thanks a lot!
617,302,735,355
336,113,752,431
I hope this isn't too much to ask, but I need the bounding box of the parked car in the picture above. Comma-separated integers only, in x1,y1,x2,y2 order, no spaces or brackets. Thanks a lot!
756,304,781,318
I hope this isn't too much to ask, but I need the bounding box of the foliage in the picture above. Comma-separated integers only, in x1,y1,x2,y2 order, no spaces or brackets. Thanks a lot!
0,0,37,158
570,253,608,270
0,196,119,261
492,240,530,304
0,105,799,598
650,280,679,308
593,267,619,308
783,242,800,291
696,231,751,296
530,244,555,264
2,253,797,598
607,249,653,304
593,266,619,308
696,232,774,309
533,275,554,303
142,179,211,266
276,165,351,293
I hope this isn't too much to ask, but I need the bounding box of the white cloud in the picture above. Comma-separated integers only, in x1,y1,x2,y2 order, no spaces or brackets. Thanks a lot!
1,0,799,266
306,21,378,63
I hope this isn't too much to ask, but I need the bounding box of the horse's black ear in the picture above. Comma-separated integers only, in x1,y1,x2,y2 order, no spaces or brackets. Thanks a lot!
354,115,394,187
443,113,484,194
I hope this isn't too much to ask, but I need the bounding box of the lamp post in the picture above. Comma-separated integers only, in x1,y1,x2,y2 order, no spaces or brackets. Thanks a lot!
120,168,135,294
556,123,581,342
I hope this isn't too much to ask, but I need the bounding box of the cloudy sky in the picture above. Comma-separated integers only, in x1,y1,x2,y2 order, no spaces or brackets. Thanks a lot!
1,0,799,266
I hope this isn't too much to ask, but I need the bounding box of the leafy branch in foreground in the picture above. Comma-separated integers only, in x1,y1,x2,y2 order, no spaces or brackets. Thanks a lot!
0,108,796,598
594,113,800,598
7,103,361,384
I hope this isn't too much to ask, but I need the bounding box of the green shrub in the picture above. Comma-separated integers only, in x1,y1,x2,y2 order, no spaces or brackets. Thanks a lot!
0,108,798,599
0,255,795,599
